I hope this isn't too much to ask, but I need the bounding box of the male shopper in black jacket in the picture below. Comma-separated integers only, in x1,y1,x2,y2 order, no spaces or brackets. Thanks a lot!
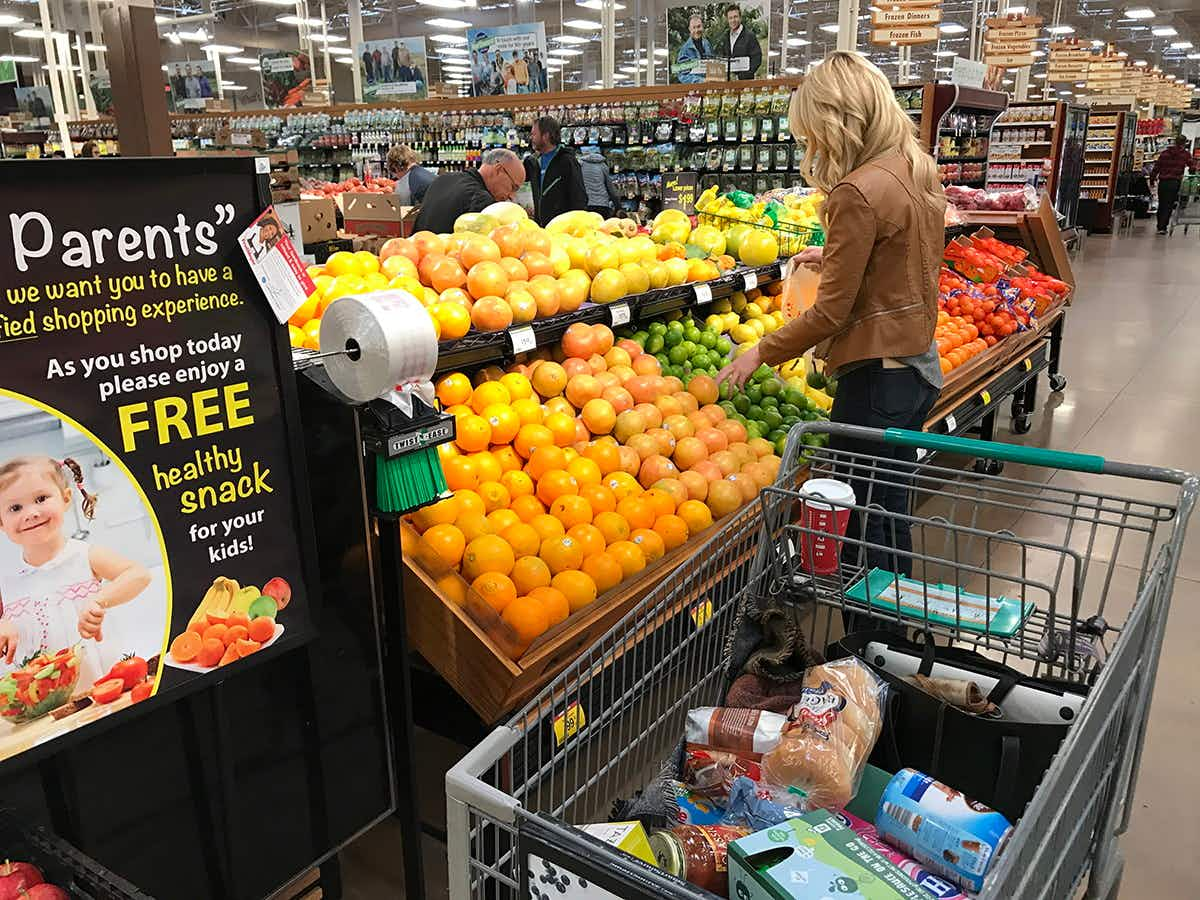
524,116,587,226
413,148,525,234
719,4,761,80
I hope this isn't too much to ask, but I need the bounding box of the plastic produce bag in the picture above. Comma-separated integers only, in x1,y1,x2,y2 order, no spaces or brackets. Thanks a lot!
760,658,887,810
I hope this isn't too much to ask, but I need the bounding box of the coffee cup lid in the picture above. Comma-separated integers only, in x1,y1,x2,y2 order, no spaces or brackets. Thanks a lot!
799,478,856,508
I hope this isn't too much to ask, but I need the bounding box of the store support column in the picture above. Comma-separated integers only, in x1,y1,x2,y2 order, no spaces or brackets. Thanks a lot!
837,0,860,53
101,0,171,157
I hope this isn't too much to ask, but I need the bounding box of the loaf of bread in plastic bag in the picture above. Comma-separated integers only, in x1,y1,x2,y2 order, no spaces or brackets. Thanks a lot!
760,657,885,810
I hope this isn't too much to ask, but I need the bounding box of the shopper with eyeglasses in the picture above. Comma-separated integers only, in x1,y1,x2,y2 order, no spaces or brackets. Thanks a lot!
412,148,527,235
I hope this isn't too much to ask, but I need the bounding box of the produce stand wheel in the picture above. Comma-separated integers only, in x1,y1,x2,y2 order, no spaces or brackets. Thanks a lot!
1049,373,1068,393
974,457,1004,476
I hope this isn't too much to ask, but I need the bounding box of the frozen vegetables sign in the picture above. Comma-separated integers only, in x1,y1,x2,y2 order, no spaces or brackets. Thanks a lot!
0,158,314,766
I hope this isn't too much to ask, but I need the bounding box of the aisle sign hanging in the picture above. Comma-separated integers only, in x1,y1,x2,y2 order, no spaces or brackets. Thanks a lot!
0,158,317,768
1047,40,1091,82
983,14,1040,68
870,1,942,47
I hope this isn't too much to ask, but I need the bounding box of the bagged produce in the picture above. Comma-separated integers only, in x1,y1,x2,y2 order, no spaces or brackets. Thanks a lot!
760,658,886,810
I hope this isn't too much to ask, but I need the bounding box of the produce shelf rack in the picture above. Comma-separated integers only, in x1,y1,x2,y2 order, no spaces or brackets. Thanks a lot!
431,262,783,377
0,810,153,900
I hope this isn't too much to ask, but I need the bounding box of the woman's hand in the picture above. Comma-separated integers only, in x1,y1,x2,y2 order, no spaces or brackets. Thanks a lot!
717,345,763,392
792,246,823,272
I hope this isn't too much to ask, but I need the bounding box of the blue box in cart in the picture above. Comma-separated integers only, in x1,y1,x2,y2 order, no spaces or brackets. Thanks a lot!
727,811,928,900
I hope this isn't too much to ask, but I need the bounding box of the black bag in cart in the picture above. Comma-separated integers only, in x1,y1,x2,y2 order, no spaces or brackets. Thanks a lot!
829,630,1087,821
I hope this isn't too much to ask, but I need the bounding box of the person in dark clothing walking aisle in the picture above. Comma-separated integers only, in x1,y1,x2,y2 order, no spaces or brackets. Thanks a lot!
524,116,587,226
1151,136,1196,234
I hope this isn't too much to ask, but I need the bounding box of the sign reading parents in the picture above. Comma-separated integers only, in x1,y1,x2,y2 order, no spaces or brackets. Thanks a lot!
0,158,315,767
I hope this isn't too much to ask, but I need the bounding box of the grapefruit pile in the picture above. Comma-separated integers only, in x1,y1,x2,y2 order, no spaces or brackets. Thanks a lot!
409,322,783,657
287,204,738,352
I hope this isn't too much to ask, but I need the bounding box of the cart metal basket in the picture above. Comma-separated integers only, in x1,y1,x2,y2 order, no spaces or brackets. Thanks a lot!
447,423,1196,900
1167,173,1200,234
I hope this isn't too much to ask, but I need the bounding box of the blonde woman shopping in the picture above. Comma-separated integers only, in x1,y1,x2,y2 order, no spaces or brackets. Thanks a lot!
718,50,946,576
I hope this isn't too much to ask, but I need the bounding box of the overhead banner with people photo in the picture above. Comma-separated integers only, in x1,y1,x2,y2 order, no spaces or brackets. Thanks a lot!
14,87,53,125
259,50,312,108
357,36,428,100
166,59,216,111
468,23,549,97
667,1,769,84
0,157,318,768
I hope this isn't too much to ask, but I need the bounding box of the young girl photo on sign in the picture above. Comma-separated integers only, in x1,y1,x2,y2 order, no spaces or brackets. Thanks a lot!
0,400,170,753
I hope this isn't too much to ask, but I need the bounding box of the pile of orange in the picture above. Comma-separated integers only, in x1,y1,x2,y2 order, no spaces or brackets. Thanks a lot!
408,322,783,657
934,310,991,375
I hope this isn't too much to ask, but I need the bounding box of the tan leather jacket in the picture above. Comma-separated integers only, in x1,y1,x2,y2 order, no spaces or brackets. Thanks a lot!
758,152,946,372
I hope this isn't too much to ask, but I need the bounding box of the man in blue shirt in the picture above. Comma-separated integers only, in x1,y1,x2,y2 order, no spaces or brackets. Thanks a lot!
675,14,712,84
524,116,587,226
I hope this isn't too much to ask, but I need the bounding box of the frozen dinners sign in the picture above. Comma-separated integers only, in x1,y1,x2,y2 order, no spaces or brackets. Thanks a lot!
0,158,315,767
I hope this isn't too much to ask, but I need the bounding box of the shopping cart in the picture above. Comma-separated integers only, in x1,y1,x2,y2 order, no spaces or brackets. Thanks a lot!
447,423,1196,900
1167,173,1200,234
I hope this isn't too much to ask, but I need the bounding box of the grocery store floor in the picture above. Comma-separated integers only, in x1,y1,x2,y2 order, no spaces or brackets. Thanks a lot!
324,222,1200,900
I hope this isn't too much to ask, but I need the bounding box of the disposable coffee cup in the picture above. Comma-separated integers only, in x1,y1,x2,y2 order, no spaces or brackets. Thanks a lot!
797,478,856,575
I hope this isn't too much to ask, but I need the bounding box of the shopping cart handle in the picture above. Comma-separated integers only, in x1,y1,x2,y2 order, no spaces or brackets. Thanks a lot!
882,427,1106,473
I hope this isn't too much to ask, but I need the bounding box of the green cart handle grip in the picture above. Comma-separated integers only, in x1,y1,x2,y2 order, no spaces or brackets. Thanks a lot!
883,428,1107,474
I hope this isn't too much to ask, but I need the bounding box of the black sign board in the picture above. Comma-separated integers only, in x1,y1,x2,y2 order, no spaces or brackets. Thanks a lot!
662,171,700,215
0,157,317,766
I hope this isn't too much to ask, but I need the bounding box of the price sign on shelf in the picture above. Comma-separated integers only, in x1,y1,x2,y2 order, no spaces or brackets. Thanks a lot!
742,271,758,291
944,414,958,434
608,302,631,327
693,283,713,304
552,702,586,747
509,325,537,354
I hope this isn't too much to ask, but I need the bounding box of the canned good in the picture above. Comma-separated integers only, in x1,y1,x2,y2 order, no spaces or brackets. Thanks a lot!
649,825,751,896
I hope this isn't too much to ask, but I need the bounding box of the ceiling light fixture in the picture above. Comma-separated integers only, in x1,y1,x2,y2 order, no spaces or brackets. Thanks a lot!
1170,41,1193,49
0,54,38,63
934,50,956,57
0,14,24,26
939,23,968,34
415,0,469,9
1151,26,1177,36
577,0,625,9
786,37,810,47
553,35,590,44
201,44,244,55
430,33,468,44
653,47,668,56
934,66,953,73
1046,25,1074,34
220,83,247,91
564,18,601,29
818,23,839,33
1134,59,1148,65
425,18,471,28
1123,8,1154,19
310,34,347,44
254,0,299,5
549,47,584,56
276,15,323,27
1031,49,1045,57
438,46,469,55
15,28,66,39
226,56,258,65
85,43,105,51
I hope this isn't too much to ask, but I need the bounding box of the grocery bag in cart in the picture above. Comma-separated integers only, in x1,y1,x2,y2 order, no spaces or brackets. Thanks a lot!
447,422,1196,900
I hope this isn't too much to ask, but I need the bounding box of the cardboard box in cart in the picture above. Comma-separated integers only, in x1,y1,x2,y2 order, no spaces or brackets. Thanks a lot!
341,193,412,237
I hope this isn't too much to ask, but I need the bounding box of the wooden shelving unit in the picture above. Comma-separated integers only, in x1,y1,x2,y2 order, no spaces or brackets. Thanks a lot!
1078,106,1137,233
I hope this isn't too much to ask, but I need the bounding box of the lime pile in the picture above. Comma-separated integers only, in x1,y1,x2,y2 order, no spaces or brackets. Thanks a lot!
624,317,732,382
719,365,830,456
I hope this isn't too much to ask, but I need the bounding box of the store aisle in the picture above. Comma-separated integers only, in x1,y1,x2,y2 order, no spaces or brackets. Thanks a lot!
335,224,1200,900
996,224,1200,898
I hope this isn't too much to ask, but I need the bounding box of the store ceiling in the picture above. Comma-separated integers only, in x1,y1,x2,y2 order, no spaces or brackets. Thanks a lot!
0,0,1196,100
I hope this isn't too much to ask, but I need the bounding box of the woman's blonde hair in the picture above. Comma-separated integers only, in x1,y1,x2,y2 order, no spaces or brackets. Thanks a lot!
789,51,943,216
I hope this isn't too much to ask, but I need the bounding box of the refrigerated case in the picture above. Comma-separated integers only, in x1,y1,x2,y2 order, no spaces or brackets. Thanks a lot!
895,82,1008,189
1056,105,1089,229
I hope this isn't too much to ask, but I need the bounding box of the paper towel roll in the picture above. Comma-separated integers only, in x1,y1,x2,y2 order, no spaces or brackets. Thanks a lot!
319,290,438,404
